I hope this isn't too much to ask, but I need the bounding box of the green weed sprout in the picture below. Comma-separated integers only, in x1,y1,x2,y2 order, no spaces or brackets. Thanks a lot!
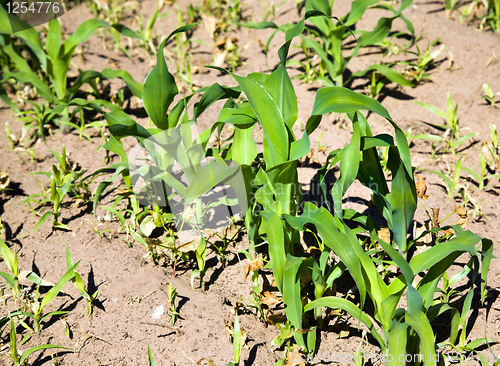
8,319,71,366
66,246,98,316
412,92,476,155
111,1,170,56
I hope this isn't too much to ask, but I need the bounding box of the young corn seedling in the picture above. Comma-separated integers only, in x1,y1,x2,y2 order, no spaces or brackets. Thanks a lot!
243,0,415,88
166,283,179,326
147,344,156,366
398,40,443,84
227,312,242,366
65,246,98,316
111,1,170,56
7,319,71,366
0,7,143,138
462,150,500,191
430,157,463,198
412,92,476,155
481,83,499,107
0,238,49,302
12,260,79,333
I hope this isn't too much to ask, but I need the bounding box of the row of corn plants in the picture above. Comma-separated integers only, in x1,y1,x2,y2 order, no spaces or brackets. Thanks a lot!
97,12,495,365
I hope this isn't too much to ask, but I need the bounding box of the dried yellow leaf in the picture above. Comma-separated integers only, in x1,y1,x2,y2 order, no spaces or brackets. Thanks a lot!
261,291,281,307
244,257,264,280
415,174,429,199
432,208,440,229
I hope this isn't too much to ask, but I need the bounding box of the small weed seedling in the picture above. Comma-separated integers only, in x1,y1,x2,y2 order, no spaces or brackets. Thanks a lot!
412,92,476,155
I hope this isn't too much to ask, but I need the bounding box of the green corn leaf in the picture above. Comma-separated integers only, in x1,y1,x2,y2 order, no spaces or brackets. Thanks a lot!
289,131,310,161
282,255,305,349
63,19,109,55
312,87,412,176
185,161,240,205
261,211,286,293
0,272,17,291
387,146,417,252
0,7,47,68
100,68,144,98
19,344,73,364
233,312,242,365
387,318,408,365
40,261,80,309
229,72,289,167
332,112,361,218
231,124,258,165
148,345,156,366
2,71,56,102
143,23,197,129
263,64,298,129
143,38,176,129
0,238,18,276
9,320,18,362
410,230,481,273
31,211,54,234
46,18,62,60
284,203,367,308
304,296,385,350
111,24,141,39
193,83,241,120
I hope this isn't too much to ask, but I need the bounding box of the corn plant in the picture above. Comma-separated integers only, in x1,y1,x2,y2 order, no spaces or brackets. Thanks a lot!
7,319,71,366
65,246,98,316
430,157,464,198
147,344,156,366
23,146,102,233
227,312,242,366
166,283,179,326
0,7,142,138
96,23,248,288
111,1,170,56
97,19,496,363
11,261,79,333
243,0,415,88
0,238,48,301
412,92,476,155
462,151,500,191
481,83,499,107
398,41,443,84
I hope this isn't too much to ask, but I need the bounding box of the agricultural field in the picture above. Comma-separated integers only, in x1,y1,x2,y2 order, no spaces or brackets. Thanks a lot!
1,0,500,364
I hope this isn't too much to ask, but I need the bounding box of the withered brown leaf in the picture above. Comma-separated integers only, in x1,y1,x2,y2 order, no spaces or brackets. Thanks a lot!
415,174,429,199
244,257,264,280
